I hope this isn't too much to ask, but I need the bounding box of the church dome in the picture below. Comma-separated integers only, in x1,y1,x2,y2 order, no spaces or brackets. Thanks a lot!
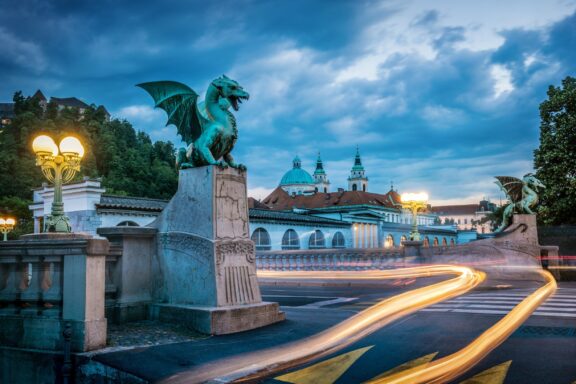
280,156,315,186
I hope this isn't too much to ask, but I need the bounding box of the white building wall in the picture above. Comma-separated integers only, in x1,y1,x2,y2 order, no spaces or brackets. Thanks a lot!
249,221,352,250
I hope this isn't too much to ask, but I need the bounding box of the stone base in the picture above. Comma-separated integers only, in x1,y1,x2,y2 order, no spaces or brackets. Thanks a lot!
0,316,106,352
149,302,285,335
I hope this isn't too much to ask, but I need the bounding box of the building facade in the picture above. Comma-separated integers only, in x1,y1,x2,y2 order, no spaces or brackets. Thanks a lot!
431,199,497,234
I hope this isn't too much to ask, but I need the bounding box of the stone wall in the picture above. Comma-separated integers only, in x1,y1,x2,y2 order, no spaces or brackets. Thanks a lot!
538,226,576,255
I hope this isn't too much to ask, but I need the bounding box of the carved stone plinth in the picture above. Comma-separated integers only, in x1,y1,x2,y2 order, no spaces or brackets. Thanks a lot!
151,166,284,334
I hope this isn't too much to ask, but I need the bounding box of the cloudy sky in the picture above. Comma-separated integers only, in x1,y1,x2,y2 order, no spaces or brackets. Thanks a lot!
2,0,575,204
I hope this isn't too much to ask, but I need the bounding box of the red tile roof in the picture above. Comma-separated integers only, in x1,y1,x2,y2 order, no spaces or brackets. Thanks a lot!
248,197,270,209
431,204,480,215
261,187,403,211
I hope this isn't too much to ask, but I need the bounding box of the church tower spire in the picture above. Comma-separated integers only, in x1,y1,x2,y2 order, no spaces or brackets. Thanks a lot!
348,146,368,192
313,152,330,193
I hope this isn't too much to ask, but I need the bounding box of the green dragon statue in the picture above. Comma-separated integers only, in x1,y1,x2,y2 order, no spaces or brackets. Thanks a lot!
137,75,249,170
494,173,545,232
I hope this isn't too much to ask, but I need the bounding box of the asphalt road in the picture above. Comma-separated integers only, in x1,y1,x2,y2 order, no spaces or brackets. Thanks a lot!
93,278,576,384
259,281,576,384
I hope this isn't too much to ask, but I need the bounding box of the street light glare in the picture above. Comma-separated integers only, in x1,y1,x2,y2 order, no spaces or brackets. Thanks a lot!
0,219,5,225
59,136,85,158
401,192,429,203
32,135,58,156
6,218,15,226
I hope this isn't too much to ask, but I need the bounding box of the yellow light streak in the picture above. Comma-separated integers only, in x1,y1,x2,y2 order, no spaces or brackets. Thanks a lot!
365,270,556,384
160,266,484,384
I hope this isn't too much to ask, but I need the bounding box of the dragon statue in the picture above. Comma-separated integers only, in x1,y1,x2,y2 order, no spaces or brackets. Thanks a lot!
137,75,249,170
494,173,545,232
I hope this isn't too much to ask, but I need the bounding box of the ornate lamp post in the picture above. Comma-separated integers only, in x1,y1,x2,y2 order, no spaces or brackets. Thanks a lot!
0,217,16,241
401,192,429,241
32,135,84,233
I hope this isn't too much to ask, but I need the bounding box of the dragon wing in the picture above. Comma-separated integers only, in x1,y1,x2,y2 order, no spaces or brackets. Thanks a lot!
136,81,208,144
494,176,523,203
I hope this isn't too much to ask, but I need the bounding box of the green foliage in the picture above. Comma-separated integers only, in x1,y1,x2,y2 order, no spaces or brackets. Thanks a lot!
534,76,576,225
0,91,178,208
0,196,34,239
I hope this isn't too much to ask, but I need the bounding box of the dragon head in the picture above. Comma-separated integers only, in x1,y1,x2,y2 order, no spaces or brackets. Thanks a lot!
523,173,545,190
212,75,249,112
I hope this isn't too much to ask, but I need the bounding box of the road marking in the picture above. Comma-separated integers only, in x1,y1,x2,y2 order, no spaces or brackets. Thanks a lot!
275,345,373,384
459,361,512,384
299,297,358,308
420,288,576,318
366,352,438,382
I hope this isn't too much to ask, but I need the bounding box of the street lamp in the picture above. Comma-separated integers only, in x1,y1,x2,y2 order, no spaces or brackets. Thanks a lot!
0,217,16,241
32,135,84,233
401,192,429,242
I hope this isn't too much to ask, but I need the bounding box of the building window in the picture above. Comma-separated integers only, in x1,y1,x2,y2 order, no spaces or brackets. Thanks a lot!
362,184,366,192
251,228,271,251
309,230,326,248
400,235,407,246
352,184,357,191
433,237,439,247
442,238,448,246
385,234,394,248
282,229,300,250
450,238,456,246
332,231,345,248
324,187,327,193
117,221,139,226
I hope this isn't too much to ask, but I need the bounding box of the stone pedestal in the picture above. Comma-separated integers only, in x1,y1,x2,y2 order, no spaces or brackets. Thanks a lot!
97,226,157,323
150,166,284,334
402,240,423,257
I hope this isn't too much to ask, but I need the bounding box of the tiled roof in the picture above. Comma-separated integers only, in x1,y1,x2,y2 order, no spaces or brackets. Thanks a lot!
249,208,349,227
97,195,168,211
50,97,90,109
431,204,480,215
32,90,47,101
248,197,270,209
96,194,348,227
261,187,402,211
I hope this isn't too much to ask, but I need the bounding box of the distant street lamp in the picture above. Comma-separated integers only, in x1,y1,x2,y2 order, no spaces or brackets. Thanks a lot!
0,217,16,241
401,192,429,241
32,135,84,233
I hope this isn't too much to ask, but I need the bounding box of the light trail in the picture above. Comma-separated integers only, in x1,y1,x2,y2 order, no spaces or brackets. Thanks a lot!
160,265,485,384
365,269,557,384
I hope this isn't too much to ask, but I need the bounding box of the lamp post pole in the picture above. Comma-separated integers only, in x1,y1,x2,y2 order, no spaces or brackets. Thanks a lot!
0,218,16,241
33,135,84,233
401,193,429,242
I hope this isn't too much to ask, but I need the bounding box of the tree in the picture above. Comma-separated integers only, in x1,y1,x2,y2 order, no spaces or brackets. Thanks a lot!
534,76,576,225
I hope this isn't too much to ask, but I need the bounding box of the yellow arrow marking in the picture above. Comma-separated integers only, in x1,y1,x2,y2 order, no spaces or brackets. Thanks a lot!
275,345,373,384
459,361,512,384
365,352,438,382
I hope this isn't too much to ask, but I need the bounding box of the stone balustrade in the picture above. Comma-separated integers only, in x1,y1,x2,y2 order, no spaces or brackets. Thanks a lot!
0,234,108,352
256,247,408,271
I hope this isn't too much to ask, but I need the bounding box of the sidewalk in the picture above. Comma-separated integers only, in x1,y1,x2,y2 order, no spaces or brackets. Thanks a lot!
82,306,353,383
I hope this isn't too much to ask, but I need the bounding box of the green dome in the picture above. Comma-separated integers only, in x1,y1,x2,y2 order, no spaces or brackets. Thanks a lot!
280,156,315,186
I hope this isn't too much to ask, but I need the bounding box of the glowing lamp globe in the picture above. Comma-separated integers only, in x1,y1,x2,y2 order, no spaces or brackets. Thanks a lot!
0,219,5,226
401,192,429,203
32,135,59,156
59,137,85,158
6,218,15,226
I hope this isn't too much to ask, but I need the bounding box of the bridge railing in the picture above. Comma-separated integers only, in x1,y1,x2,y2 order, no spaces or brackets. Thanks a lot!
256,247,408,271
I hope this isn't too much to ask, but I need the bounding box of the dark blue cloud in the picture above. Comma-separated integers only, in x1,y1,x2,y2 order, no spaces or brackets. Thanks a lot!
1,1,575,202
